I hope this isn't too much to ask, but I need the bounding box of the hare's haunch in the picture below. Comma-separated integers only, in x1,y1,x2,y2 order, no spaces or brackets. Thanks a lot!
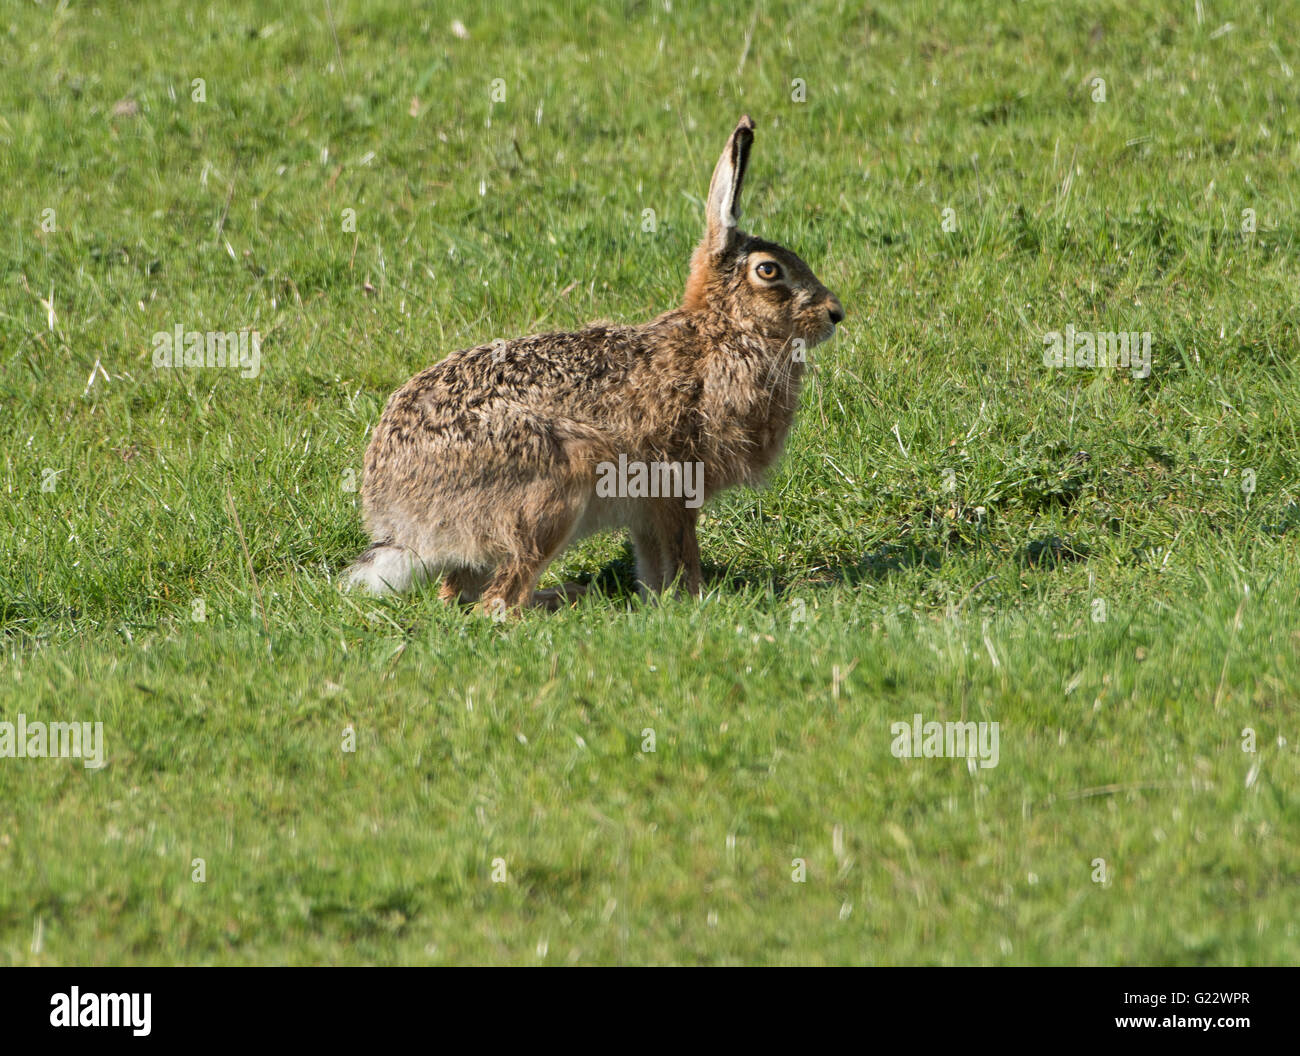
347,115,844,611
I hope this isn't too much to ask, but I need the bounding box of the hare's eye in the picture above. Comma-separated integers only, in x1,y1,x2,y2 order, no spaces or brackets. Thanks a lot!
755,260,781,281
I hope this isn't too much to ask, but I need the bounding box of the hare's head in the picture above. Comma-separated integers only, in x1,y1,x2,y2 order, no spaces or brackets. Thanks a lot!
683,115,843,348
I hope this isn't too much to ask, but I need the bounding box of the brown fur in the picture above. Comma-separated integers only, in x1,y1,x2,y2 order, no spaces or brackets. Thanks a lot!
346,115,844,611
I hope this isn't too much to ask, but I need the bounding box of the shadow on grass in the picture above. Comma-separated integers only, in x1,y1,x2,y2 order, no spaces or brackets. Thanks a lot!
569,533,1043,603
437,528,1103,611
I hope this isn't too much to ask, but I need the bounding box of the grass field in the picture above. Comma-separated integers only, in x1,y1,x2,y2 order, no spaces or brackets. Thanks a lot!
2,0,1297,965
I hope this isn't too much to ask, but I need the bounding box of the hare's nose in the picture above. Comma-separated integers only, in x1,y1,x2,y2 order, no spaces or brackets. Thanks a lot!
825,297,845,325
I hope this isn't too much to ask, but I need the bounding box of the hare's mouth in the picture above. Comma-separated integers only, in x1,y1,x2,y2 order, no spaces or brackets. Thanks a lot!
809,320,839,346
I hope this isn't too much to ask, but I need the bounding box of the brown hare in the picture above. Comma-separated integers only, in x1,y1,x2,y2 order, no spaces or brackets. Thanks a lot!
347,115,843,612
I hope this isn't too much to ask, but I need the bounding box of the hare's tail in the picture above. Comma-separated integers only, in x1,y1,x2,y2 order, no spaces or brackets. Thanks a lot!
344,542,428,595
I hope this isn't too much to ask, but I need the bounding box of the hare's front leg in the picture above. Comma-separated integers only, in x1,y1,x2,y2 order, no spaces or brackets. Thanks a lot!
632,502,701,598
664,506,702,597
631,524,666,595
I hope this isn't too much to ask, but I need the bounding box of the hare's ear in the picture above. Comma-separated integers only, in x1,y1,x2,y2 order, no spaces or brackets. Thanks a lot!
704,115,755,255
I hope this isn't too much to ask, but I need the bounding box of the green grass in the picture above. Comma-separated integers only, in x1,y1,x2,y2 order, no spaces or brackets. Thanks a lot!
1,0,1297,965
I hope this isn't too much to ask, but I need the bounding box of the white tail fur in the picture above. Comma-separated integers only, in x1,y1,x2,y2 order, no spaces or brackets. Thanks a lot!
344,544,428,595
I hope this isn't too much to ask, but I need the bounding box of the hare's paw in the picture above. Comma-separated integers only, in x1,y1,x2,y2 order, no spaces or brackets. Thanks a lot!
531,582,590,611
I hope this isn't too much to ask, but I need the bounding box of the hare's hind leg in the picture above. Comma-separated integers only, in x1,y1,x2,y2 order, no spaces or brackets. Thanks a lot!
479,553,565,616
478,494,585,616
438,567,491,605
479,560,546,616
